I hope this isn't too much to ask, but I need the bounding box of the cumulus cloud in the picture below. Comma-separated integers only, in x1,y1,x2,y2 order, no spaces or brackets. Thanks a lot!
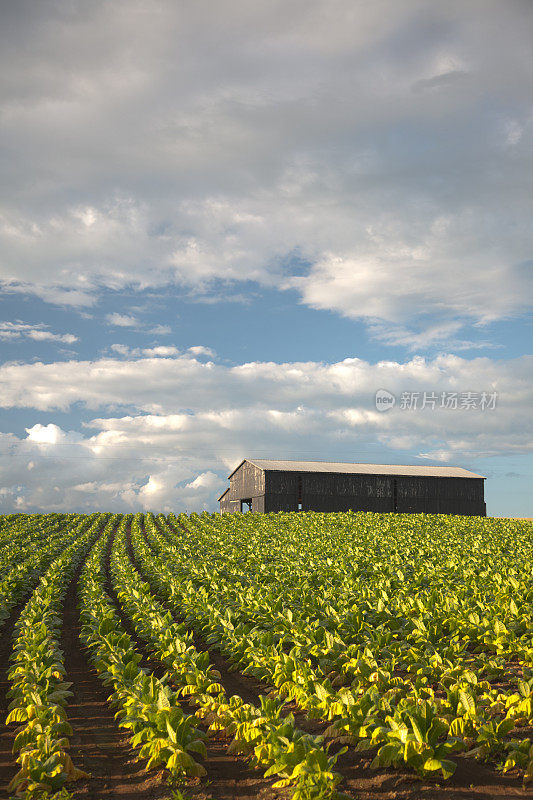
365,320,502,352
0,321,77,344
0,2,531,512
25,423,69,445
188,345,216,358
0,424,226,513
0,350,530,421
143,345,180,357
0,1,531,345
110,344,181,358
185,471,221,491
149,325,171,335
0,349,531,511
106,312,139,328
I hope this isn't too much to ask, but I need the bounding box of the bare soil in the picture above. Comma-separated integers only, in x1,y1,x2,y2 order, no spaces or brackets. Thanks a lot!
0,601,25,794
335,748,529,800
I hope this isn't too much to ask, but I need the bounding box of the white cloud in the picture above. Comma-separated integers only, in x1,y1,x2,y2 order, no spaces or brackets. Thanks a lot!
0,349,531,511
106,312,139,328
286,236,532,327
0,321,77,344
143,345,180,357
0,1,531,346
25,423,84,446
188,345,216,357
0,351,530,423
149,324,172,335
185,471,221,491
366,321,502,352
28,330,77,344
418,449,453,462
109,343,131,356
25,423,67,445
109,343,181,358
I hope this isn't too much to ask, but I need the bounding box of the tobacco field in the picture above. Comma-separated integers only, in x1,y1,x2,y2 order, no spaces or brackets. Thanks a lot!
0,510,532,800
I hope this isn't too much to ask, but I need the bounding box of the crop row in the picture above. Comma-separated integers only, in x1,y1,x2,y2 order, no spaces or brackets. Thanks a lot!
0,515,87,630
121,513,347,799
5,513,106,794
78,516,210,782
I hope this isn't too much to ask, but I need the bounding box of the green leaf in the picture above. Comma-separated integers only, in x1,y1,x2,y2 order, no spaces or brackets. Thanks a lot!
371,743,401,768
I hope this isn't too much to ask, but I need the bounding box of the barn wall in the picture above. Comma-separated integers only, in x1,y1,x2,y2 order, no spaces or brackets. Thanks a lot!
264,493,299,513
396,476,435,513
222,463,485,516
219,497,240,513
265,471,298,511
251,495,265,513
265,472,397,513
264,471,485,515
433,477,485,516
264,472,388,512
228,461,265,501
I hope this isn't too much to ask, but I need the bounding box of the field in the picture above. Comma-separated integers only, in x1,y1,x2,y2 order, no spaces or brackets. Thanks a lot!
0,512,532,800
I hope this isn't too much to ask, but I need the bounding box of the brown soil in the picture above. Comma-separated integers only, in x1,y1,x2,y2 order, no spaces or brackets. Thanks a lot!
0,602,25,794
333,747,529,800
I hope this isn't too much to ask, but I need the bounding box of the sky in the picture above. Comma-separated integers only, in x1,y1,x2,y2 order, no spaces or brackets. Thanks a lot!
0,0,532,516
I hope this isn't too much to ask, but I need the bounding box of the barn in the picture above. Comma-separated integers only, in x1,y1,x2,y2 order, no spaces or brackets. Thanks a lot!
218,459,486,516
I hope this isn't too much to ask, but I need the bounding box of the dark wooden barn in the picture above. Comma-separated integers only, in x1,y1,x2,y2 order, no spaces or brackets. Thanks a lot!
218,459,486,516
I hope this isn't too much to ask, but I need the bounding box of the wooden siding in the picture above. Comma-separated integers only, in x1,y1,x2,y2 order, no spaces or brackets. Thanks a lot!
263,470,485,515
228,460,265,501
219,461,486,516
251,495,265,513
220,496,240,513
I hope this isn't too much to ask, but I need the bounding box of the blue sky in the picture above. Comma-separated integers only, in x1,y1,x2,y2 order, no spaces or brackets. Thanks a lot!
0,0,532,515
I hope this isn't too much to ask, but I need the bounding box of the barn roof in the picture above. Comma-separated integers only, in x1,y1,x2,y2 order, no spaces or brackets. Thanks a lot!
217,488,230,501
228,459,485,479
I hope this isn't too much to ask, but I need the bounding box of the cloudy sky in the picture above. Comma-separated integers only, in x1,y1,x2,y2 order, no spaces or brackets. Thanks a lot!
1,0,532,515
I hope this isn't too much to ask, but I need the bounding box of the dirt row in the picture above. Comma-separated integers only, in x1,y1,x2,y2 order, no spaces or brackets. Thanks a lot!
0,600,24,793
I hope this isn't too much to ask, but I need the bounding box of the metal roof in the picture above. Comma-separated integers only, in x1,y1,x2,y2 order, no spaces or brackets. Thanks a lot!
229,459,485,479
